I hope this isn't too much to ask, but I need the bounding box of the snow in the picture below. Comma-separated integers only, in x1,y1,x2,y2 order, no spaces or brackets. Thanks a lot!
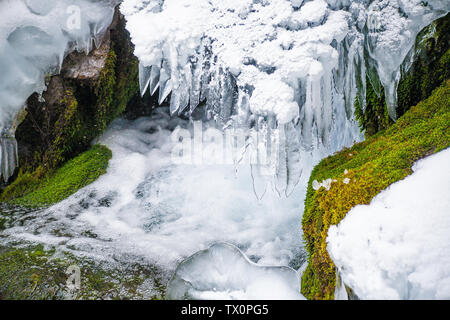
121,0,352,125
166,242,304,300
327,148,450,300
0,0,119,181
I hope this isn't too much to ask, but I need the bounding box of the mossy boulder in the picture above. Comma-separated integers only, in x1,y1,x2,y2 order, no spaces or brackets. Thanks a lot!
301,80,450,300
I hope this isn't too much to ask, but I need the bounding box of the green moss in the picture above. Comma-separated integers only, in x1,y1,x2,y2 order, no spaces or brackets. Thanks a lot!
0,246,67,300
0,245,164,300
1,145,112,207
301,80,450,300
354,75,393,136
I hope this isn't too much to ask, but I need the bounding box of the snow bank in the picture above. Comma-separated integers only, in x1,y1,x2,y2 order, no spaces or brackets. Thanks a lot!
328,148,450,299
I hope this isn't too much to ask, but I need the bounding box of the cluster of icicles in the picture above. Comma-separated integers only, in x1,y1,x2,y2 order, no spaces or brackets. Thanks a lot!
122,0,448,194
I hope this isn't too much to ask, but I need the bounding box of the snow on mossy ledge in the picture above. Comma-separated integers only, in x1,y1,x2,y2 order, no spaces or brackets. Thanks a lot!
328,147,450,299
301,80,450,300
0,144,112,207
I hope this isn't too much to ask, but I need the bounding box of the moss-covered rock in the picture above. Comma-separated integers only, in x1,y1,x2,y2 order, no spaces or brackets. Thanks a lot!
354,74,393,136
1,8,141,204
354,14,449,137
301,80,450,300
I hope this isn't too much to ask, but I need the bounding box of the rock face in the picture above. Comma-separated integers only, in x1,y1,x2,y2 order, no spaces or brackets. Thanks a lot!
61,39,111,82
0,7,142,195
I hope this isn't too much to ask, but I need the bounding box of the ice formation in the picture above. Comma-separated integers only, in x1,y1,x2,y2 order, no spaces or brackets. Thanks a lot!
327,148,450,300
166,242,304,300
120,0,449,192
0,0,448,300
0,0,119,181
121,0,449,122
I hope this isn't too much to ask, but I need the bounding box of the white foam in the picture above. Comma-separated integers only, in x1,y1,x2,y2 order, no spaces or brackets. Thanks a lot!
1,109,307,277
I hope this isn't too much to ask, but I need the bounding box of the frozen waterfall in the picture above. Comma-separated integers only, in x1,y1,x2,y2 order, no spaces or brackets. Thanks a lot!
122,0,449,122
1,0,448,182
121,0,449,193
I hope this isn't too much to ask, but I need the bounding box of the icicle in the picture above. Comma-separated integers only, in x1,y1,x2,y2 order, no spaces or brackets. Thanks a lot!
139,63,152,97
170,89,180,115
218,71,235,122
301,77,313,150
190,54,203,113
275,123,302,197
149,65,161,96
177,64,191,115
159,61,172,105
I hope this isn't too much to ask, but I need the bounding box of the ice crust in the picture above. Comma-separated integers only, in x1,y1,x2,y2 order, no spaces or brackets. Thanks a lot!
328,148,450,300
0,0,119,181
166,242,304,300
121,0,449,123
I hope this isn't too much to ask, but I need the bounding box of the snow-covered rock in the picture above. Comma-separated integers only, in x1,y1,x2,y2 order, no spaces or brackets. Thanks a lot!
328,148,450,299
